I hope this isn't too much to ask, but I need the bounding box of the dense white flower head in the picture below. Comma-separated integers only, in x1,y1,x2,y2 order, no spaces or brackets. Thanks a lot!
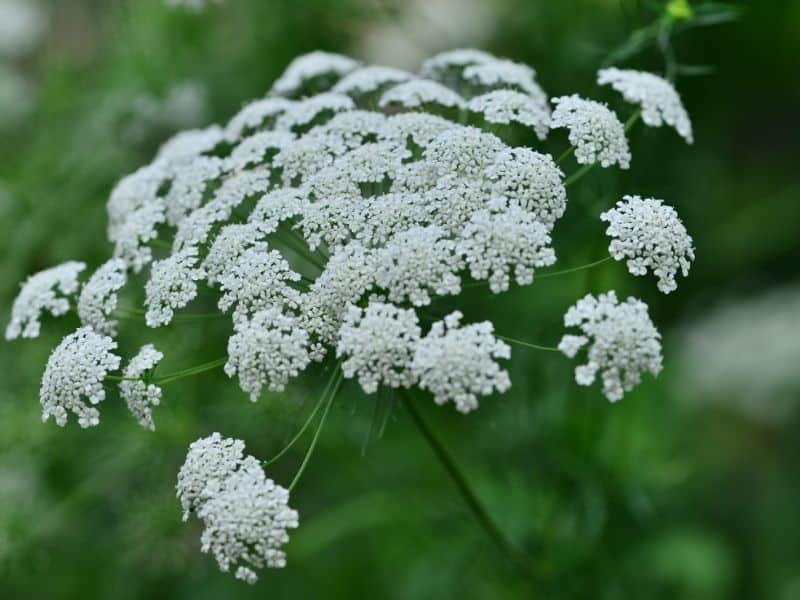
156,125,224,163
601,195,695,293
216,248,302,322
379,79,465,110
458,198,556,293
6,261,85,340
270,51,360,97
120,344,164,431
145,248,205,327
558,291,662,402
106,164,169,272
375,226,463,306
177,434,299,582
332,66,414,96
39,327,121,428
225,308,311,401
468,90,551,140
77,258,128,336
551,95,631,169
411,312,511,413
225,97,292,142
485,147,566,229
197,456,299,582
176,432,245,520
336,301,421,394
298,242,376,349
463,59,547,106
163,156,227,227
275,93,355,131
598,68,693,143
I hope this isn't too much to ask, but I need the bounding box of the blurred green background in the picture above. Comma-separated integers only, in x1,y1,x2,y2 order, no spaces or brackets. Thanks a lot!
1,0,799,598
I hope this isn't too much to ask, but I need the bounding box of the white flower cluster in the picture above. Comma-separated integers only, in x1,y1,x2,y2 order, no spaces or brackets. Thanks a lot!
177,433,298,583
120,344,164,431
551,95,631,169
6,261,85,340
225,308,311,401
598,68,693,143
558,292,662,402
336,301,421,394
335,303,511,412
601,195,695,293
39,327,121,427
412,311,511,413
7,48,698,580
77,258,128,335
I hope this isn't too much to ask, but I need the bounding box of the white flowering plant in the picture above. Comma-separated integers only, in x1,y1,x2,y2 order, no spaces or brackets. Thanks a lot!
6,8,709,584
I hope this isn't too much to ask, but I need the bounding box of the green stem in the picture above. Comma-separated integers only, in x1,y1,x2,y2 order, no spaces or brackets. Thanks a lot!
264,368,338,467
564,163,594,188
537,256,612,279
496,335,559,353
556,145,575,165
154,357,228,386
289,368,343,491
403,393,537,579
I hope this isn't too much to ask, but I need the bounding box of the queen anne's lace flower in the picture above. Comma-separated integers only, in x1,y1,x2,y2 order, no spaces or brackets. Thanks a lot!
120,344,164,431
275,93,355,131
375,226,463,306
298,242,376,349
379,79,465,110
216,248,302,322
197,455,299,582
225,97,293,142
598,67,693,143
424,126,504,178
463,59,547,107
176,432,245,520
458,198,556,293
336,302,421,393
77,258,128,336
558,291,662,402
227,130,295,171
551,95,631,169
202,223,268,285
332,65,414,96
6,261,86,340
468,89,551,140
39,327,121,427
380,112,455,149
156,125,224,163
484,147,566,229
163,156,227,227
270,51,360,98
145,248,205,327
106,164,169,271
225,308,311,400
411,312,511,413
601,195,695,293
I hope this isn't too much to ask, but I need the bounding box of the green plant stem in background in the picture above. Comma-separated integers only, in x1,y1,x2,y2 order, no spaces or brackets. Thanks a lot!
496,335,560,353
153,357,228,386
402,392,541,581
536,255,612,279
289,368,343,491
264,367,339,467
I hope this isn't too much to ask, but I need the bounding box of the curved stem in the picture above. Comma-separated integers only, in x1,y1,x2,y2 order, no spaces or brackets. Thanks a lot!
537,256,612,279
496,335,559,353
154,357,228,386
556,145,575,165
289,368,343,491
402,393,538,580
264,368,338,467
